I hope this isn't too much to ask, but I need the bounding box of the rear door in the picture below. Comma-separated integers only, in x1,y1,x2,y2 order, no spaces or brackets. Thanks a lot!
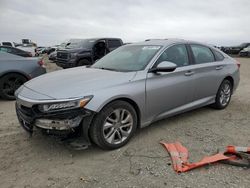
146,44,196,120
188,44,225,101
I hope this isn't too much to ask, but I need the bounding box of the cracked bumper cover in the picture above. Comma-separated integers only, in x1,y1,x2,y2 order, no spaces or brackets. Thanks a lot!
15,102,95,144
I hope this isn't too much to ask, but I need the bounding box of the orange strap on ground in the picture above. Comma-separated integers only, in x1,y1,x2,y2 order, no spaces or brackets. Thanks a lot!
161,142,233,173
226,146,250,154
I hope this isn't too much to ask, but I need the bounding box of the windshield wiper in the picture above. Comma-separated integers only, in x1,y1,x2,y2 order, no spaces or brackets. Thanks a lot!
97,67,119,71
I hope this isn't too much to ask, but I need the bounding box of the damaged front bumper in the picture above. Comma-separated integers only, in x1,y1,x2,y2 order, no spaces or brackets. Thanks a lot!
35,115,83,130
15,98,95,146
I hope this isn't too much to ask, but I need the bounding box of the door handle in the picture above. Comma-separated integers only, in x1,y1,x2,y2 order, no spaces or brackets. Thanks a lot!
216,66,223,70
185,71,194,76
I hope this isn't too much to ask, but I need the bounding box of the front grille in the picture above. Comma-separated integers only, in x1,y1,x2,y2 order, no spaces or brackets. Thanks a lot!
20,105,33,116
16,104,35,124
16,103,34,132
57,51,69,60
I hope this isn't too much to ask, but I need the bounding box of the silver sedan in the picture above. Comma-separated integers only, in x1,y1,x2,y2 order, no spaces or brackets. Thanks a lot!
15,39,240,149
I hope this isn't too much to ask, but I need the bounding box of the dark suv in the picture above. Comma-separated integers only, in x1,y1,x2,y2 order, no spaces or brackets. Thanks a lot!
56,38,123,68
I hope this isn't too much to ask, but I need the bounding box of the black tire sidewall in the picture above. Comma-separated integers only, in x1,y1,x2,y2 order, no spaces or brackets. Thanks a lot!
91,101,137,150
0,73,27,100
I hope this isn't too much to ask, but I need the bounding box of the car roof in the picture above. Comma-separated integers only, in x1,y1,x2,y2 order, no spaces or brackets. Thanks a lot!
127,39,215,49
130,39,188,46
88,38,121,40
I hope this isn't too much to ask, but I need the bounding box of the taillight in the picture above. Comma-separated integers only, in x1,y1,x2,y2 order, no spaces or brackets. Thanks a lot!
38,59,45,68
235,60,241,68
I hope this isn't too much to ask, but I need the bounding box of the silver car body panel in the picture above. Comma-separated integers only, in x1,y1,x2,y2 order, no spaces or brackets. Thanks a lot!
15,39,240,128
0,52,46,79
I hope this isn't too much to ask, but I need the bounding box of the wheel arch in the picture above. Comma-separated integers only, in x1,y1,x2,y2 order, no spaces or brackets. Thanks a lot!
0,71,30,80
223,76,234,90
96,97,141,129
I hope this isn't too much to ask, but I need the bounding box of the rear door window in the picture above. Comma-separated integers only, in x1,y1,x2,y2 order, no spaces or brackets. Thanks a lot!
190,44,215,64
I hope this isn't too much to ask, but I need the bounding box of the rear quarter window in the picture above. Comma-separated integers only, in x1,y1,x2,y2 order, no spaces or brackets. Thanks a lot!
213,50,225,61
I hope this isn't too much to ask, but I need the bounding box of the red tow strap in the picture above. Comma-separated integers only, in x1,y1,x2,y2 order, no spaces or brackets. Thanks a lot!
161,142,237,173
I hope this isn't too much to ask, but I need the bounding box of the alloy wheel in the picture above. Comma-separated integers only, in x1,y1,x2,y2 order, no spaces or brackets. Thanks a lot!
102,108,133,145
219,82,231,106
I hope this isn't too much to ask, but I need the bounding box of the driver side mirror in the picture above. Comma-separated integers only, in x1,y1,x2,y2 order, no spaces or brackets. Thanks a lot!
148,61,177,73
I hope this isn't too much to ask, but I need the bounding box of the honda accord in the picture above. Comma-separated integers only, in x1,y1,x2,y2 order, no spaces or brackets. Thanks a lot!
15,39,240,149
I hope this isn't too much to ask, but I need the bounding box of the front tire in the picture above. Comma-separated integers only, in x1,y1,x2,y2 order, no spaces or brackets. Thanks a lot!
0,73,27,100
90,101,137,150
213,79,233,109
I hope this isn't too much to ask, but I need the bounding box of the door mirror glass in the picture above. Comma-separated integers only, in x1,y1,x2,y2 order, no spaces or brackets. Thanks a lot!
149,61,177,73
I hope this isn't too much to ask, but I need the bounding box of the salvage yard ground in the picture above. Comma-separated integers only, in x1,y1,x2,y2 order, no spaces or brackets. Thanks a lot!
0,58,250,188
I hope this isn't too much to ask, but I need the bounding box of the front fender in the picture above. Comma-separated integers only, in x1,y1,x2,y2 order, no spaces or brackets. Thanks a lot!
84,79,146,122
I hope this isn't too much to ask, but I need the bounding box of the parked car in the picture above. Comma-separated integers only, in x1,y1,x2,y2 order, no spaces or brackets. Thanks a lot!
1,42,15,47
0,52,46,100
239,46,250,57
221,43,250,55
17,46,36,56
35,47,46,56
56,38,123,68
0,45,32,57
48,51,57,62
15,39,240,150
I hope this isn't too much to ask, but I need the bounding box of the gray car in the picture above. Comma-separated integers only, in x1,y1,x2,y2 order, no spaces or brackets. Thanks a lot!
0,52,46,100
15,39,240,150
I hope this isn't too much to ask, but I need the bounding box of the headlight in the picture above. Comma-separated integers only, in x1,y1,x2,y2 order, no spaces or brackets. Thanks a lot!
38,96,92,113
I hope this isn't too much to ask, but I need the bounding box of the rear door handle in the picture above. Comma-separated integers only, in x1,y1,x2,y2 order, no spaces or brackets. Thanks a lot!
185,71,194,76
216,66,223,70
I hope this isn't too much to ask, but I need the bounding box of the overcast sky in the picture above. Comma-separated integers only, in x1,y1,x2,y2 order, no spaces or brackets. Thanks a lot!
0,0,249,46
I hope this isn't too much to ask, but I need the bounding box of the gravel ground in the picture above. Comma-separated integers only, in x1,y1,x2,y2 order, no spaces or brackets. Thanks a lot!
0,57,249,188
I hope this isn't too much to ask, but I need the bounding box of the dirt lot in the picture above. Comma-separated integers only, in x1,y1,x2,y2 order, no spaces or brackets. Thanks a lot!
0,58,250,188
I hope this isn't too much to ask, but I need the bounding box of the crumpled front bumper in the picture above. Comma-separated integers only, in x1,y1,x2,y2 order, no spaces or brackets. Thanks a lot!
15,102,95,145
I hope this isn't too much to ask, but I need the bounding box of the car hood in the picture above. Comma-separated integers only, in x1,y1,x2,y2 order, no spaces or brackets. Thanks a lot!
23,67,137,99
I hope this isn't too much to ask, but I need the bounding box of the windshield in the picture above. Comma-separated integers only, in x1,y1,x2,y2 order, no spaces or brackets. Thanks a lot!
66,39,95,49
91,45,161,71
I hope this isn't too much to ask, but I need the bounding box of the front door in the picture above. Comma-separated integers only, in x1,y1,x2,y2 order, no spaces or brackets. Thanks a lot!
146,44,196,121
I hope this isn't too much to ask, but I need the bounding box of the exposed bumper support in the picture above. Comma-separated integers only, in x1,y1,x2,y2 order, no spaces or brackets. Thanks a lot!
35,115,83,130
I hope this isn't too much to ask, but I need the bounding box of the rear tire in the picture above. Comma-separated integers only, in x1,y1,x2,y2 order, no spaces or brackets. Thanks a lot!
0,73,27,100
77,59,91,67
89,101,137,150
212,79,233,109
